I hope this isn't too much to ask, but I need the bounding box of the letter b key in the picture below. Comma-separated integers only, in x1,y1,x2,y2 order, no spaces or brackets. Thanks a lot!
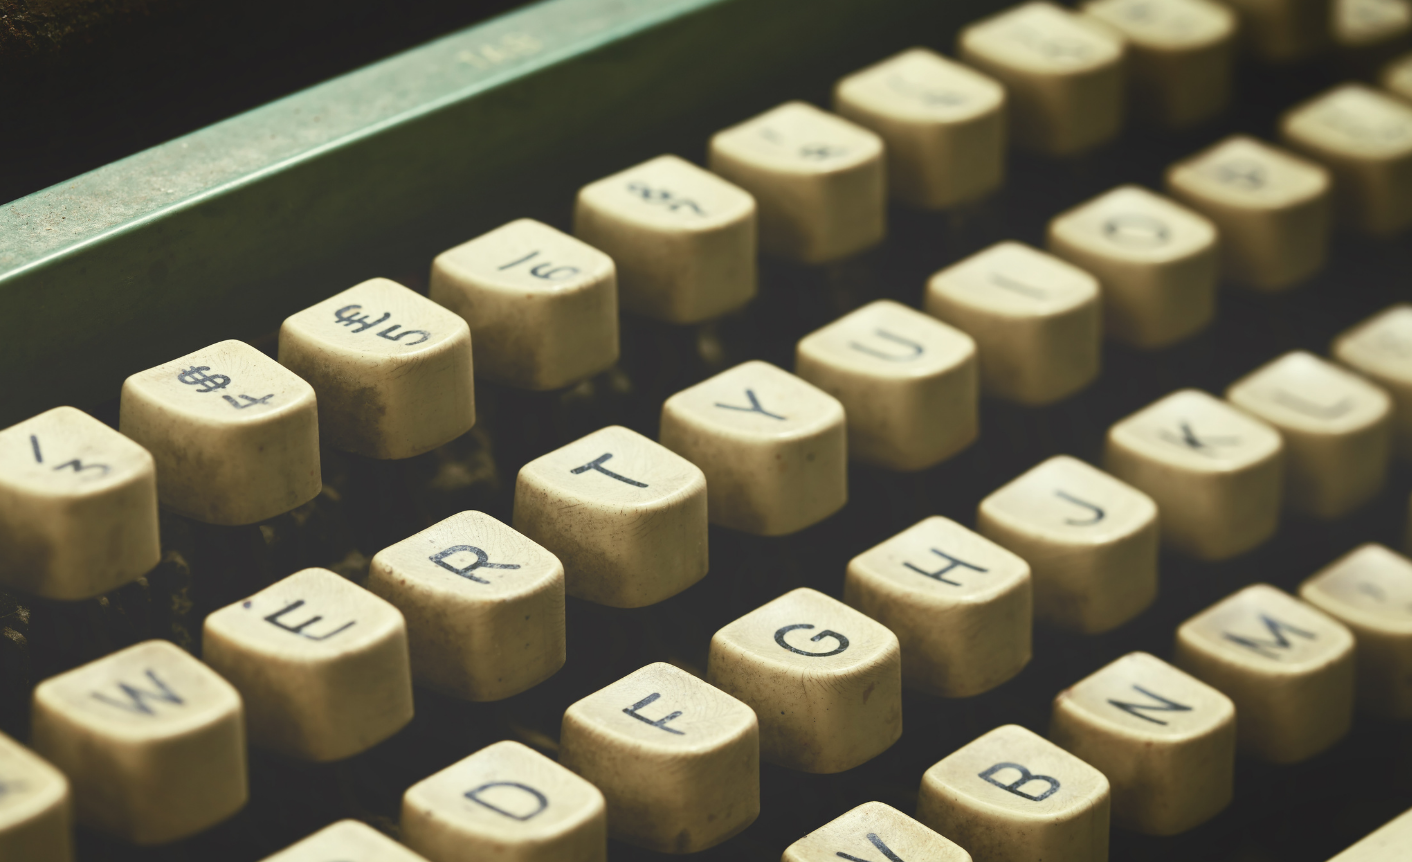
918,725,1110,862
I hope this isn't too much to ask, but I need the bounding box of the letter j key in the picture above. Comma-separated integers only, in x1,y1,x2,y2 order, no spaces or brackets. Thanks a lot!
917,724,1110,862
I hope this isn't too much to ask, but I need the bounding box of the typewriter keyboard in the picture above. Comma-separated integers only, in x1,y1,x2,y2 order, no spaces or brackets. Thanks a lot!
2,1,1412,860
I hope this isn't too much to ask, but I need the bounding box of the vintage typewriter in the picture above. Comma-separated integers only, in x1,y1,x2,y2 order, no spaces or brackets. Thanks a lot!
2,0,1412,859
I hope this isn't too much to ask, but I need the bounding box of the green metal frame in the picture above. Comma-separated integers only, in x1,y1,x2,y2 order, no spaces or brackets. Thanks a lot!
0,0,988,426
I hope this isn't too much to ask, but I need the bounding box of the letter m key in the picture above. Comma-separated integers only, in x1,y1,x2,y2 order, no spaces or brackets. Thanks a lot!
1224,614,1316,660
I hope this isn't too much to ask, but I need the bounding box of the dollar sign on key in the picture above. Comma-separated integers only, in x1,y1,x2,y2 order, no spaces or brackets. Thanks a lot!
176,366,232,393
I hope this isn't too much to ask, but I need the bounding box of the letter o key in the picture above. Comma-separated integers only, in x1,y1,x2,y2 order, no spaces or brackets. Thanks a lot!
774,623,850,657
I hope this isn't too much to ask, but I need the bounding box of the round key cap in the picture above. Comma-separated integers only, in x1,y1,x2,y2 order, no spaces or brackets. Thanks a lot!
120,339,320,525
1281,83,1412,235
30,640,247,845
709,101,886,263
958,1,1127,156
280,277,476,459
0,731,72,862
833,48,1007,209
0,406,159,600
430,219,618,391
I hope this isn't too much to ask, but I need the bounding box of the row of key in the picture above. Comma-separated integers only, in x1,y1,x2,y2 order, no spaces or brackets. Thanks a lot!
4,0,1412,860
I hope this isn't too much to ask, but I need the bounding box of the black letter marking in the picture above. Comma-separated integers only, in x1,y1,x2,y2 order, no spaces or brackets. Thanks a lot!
715,389,786,421
498,250,539,270
1224,614,1316,660
1214,159,1266,190
52,459,111,477
30,435,41,463
904,549,987,586
1108,685,1193,726
429,545,520,584
978,762,1061,802
627,182,705,215
90,669,184,715
176,366,231,393
334,305,389,333
222,394,274,410
263,600,357,641
623,692,685,735
465,781,549,821
850,329,924,361
1158,421,1239,456
377,324,431,345
837,833,906,862
774,624,850,657
569,453,648,487
1055,490,1104,525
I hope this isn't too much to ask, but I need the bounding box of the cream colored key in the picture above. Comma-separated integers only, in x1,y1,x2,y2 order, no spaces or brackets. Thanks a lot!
1329,806,1412,861
917,724,1110,862
708,101,885,263
783,801,972,862
1174,583,1355,763
202,567,414,761
1227,350,1392,518
957,1,1126,156
832,48,1007,209
1165,135,1332,290
845,516,1032,697
1333,304,1412,458
0,406,159,600
1335,0,1412,48
1225,0,1333,61
120,339,320,525
1082,0,1236,128
924,241,1101,404
366,510,564,701
30,639,246,845
429,219,618,391
1386,51,1412,100
1300,544,1412,718
659,360,846,536
1105,389,1283,560
0,732,72,862
707,587,902,774
1281,84,1412,235
279,278,474,458
1046,184,1219,349
513,425,707,607
794,300,979,471
1049,652,1235,835
573,155,756,323
978,455,1159,634
558,662,758,853
402,740,606,862
261,820,428,862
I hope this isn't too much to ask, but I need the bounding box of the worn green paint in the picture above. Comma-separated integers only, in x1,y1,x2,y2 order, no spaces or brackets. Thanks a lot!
0,0,977,425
